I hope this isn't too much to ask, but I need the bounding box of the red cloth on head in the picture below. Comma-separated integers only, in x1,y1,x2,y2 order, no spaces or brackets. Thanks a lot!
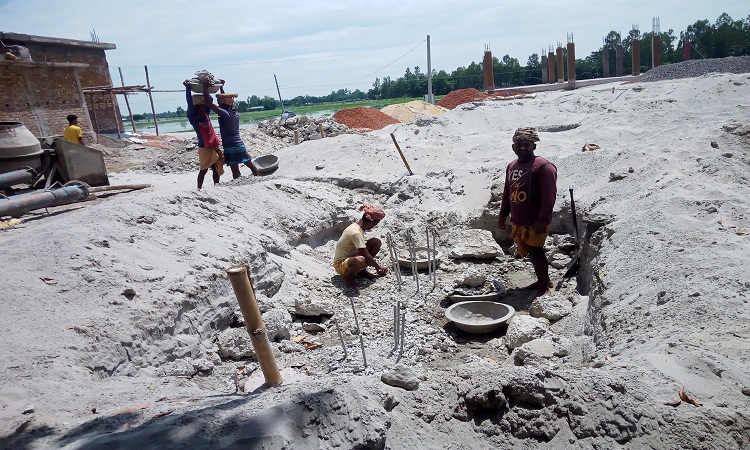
358,204,385,221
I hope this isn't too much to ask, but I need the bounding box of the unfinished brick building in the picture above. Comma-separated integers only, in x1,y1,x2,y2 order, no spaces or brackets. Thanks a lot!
0,32,122,141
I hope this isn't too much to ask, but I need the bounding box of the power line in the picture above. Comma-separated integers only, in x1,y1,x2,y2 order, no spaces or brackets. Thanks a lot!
117,40,424,69
345,39,426,85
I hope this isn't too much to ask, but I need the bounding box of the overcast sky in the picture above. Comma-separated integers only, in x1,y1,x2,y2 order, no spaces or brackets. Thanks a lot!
2,0,746,114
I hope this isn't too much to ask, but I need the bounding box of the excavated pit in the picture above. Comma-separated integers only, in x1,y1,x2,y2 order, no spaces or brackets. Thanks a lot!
69,200,607,383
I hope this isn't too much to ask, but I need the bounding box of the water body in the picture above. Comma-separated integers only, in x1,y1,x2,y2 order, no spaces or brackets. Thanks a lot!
130,109,338,135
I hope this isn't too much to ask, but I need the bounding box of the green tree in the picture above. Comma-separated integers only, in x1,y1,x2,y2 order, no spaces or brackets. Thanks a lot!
260,96,278,110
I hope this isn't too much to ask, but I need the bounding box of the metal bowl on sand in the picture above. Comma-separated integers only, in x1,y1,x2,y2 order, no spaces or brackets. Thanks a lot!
445,301,515,334
397,246,441,270
254,154,279,174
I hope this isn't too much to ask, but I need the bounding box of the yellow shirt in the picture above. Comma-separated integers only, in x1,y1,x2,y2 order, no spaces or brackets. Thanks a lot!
63,125,83,143
333,223,366,265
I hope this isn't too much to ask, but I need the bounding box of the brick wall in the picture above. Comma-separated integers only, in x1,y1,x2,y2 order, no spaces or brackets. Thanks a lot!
0,64,90,139
0,40,121,137
32,44,122,133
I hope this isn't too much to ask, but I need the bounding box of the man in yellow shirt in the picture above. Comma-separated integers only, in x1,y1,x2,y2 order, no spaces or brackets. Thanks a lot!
333,204,388,288
63,114,84,145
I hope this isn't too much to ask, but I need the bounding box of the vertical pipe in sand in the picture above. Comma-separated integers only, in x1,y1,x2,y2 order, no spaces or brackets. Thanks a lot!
226,265,283,386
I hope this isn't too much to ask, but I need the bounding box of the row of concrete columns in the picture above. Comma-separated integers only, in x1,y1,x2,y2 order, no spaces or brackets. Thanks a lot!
539,37,576,88
483,27,692,91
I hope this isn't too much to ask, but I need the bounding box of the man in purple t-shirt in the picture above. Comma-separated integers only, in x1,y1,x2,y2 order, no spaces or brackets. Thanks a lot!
205,80,260,179
497,127,558,296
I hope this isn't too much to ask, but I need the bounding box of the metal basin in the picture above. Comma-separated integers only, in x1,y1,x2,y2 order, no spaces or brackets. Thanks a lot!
0,122,42,175
448,292,502,303
189,82,222,94
254,154,279,174
445,301,515,334
398,246,441,270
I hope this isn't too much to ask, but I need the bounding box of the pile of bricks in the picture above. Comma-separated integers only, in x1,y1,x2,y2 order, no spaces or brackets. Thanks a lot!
332,107,399,131
436,88,489,110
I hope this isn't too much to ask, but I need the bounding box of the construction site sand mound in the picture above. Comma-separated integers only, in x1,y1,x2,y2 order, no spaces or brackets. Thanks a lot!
2,64,750,449
380,100,448,123
332,106,399,130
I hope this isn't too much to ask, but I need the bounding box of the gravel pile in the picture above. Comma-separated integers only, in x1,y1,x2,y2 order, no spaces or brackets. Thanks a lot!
136,128,292,174
638,55,750,82
257,115,352,144
332,106,399,130
136,140,199,174
436,88,488,110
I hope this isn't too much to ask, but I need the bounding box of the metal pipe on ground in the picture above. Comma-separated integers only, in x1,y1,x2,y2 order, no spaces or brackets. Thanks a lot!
0,167,36,190
333,318,348,360
398,308,406,361
348,297,368,369
386,233,402,289
0,182,89,218
393,301,400,350
425,226,432,283
225,265,283,386
431,230,438,287
408,231,419,293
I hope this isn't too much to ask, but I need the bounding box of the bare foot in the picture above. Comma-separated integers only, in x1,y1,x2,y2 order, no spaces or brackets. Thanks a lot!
341,275,357,288
524,280,553,291
535,286,551,297
357,271,377,280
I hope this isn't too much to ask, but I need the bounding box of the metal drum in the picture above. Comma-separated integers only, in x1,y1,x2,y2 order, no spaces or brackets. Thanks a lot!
0,122,42,175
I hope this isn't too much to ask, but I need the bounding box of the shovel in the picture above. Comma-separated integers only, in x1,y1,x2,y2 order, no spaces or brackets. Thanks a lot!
562,186,581,278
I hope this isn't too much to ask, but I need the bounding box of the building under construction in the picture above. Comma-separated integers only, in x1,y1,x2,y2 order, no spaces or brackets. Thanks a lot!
0,31,123,140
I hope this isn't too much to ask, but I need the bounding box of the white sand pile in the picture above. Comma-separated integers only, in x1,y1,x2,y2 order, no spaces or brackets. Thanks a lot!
1,63,750,449
381,100,448,122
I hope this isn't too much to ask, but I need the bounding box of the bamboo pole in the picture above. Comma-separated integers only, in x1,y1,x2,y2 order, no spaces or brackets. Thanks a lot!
72,68,94,138
294,129,299,145
226,265,283,386
119,67,137,134
144,65,159,136
87,93,99,134
389,133,413,175
108,91,122,139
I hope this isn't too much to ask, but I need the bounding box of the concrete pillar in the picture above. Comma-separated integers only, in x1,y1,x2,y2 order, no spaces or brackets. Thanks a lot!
632,38,640,75
652,34,662,68
482,50,495,92
566,41,576,88
603,48,610,78
548,51,556,84
615,43,624,77
683,38,690,61
541,55,548,83
556,46,564,83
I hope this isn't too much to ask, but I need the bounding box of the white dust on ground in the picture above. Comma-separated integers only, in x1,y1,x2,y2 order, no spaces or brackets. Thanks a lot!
1,73,749,449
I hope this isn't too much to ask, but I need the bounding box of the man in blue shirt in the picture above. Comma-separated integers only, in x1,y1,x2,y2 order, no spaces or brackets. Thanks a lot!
205,81,259,178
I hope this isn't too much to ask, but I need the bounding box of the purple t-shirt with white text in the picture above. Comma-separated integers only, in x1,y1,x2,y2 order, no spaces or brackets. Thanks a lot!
499,156,557,226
